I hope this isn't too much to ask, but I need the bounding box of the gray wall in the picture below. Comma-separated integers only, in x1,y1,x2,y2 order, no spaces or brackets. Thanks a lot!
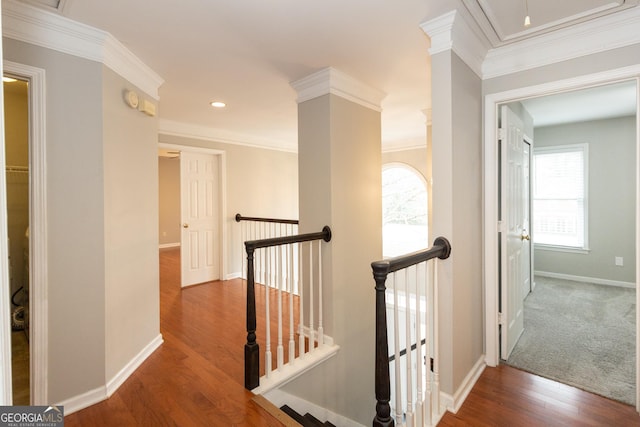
533,116,636,284
157,133,299,277
4,37,160,403
431,49,484,395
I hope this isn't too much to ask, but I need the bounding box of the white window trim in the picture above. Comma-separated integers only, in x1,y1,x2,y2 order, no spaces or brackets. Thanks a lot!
533,143,589,252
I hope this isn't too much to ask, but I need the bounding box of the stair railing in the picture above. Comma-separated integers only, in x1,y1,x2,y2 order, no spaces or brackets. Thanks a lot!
371,237,451,427
244,226,332,391
236,214,299,284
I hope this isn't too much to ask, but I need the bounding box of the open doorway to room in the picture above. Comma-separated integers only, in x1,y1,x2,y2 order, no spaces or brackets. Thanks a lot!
158,144,226,287
4,75,30,405
497,80,638,405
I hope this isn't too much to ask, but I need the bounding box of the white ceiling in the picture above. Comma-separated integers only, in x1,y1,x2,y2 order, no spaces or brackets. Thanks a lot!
20,0,639,151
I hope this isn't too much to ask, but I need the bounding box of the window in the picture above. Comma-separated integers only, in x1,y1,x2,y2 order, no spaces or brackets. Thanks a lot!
382,165,428,257
532,144,588,250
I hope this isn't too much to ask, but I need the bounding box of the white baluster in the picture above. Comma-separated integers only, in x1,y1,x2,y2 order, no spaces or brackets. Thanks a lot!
405,267,414,427
425,260,433,425
317,240,324,347
298,242,305,358
288,243,295,364
415,262,424,427
392,272,402,426
265,247,272,377
432,259,440,421
309,242,315,352
277,245,284,370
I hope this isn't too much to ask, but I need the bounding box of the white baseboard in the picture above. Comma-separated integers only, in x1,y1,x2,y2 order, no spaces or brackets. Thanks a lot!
58,334,164,415
264,388,365,427
535,270,635,289
159,243,180,249
225,272,242,280
440,355,486,414
57,384,107,416
106,334,164,396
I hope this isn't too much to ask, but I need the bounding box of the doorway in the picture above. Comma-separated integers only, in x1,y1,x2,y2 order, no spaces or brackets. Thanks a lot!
1,61,47,405
499,82,637,403
4,76,29,405
158,143,227,286
484,71,640,410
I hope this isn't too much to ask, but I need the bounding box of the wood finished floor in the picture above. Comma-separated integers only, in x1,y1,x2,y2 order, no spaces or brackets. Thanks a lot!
65,248,640,426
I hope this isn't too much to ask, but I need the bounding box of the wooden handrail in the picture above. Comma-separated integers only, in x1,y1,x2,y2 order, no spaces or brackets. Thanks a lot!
372,237,451,427
235,213,299,225
244,225,332,390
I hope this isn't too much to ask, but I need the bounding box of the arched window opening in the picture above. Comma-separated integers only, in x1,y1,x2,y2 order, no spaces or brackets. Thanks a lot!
382,164,428,257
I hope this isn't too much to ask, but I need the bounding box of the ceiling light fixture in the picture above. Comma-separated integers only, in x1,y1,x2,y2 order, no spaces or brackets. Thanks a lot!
524,0,531,27
210,101,226,108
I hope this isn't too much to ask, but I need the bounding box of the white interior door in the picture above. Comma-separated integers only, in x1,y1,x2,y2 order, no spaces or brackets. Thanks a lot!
180,151,220,287
500,105,529,360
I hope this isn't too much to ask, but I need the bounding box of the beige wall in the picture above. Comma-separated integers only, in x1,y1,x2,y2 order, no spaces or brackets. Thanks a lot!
102,67,160,382
157,133,299,277
431,49,484,395
382,147,427,177
3,37,160,404
5,38,108,401
285,93,382,424
158,156,180,245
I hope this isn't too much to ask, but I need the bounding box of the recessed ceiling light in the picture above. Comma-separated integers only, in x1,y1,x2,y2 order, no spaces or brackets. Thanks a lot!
3,77,17,83
210,101,226,108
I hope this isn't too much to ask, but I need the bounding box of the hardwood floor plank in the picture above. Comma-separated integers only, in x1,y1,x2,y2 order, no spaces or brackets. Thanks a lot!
439,365,640,426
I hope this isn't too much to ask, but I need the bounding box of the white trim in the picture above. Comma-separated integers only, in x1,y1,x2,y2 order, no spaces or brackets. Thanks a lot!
532,143,589,251
265,387,365,427
3,60,48,405
535,270,635,289
482,6,640,79
225,272,242,280
439,356,486,414
56,385,107,416
2,0,163,99
483,67,640,375
159,143,228,281
105,334,163,396
159,243,180,249
159,119,296,154
57,334,163,415
290,67,386,112
420,9,491,78
253,341,340,395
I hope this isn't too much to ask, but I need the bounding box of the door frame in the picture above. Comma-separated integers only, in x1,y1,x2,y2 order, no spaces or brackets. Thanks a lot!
158,143,227,281
483,65,640,410
0,61,48,405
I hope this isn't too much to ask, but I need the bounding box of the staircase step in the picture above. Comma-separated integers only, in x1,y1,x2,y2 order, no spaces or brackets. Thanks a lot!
280,405,336,427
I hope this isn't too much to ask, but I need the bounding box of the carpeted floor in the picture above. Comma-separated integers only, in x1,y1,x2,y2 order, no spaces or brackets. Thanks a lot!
506,276,636,405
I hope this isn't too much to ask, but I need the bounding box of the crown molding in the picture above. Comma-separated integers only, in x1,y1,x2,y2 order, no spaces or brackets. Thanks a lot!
420,9,491,78
291,67,386,112
483,5,640,79
158,119,297,153
2,0,163,99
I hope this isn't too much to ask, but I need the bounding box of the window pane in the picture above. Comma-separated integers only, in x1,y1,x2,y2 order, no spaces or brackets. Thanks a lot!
532,144,587,249
382,166,428,257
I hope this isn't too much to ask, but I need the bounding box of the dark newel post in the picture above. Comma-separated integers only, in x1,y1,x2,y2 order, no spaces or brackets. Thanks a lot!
372,264,394,427
245,245,259,390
